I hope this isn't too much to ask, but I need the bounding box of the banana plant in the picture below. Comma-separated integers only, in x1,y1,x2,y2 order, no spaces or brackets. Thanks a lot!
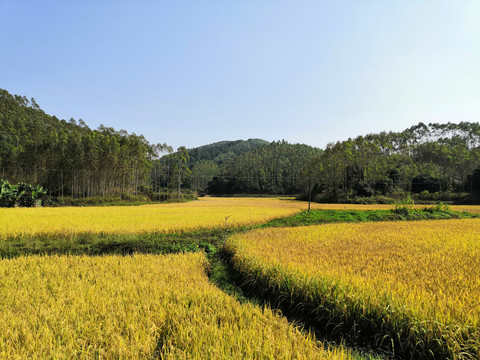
0,179,47,207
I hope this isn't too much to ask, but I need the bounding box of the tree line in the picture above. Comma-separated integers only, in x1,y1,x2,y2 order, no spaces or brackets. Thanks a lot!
153,140,323,196
0,88,167,198
178,123,480,204
302,122,480,203
204,141,322,194
4,88,480,204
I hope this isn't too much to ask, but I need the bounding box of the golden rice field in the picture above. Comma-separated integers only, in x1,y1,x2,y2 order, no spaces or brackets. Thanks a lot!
448,205,480,214
2,197,479,240
0,197,307,239
308,202,480,214
3,197,480,359
227,219,480,359
0,252,353,360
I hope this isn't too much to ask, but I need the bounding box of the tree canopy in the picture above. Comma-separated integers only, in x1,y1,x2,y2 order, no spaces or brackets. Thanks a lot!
207,141,322,194
0,88,161,197
187,139,269,167
306,122,480,202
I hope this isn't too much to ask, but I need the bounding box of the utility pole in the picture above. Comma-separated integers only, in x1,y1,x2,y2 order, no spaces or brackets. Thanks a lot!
308,173,311,212
177,155,181,200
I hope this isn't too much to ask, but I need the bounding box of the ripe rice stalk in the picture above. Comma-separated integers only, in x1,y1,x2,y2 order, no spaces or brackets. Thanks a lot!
227,219,480,359
0,252,354,359
0,197,306,239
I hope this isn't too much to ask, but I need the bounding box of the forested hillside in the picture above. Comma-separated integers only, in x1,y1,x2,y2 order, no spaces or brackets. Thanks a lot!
185,139,270,193
157,141,322,195
194,123,480,203
207,141,322,194
304,122,480,203
187,139,268,167
0,89,163,198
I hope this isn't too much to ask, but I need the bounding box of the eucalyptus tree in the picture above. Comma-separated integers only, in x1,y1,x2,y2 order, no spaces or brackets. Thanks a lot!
170,146,191,199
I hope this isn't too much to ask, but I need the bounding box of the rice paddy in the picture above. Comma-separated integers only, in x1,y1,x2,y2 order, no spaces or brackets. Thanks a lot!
0,197,306,239
227,219,480,359
0,252,355,359
2,197,480,359
307,202,480,214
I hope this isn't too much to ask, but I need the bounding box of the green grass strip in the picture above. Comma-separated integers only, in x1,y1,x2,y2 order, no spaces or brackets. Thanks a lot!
261,208,478,228
0,229,224,259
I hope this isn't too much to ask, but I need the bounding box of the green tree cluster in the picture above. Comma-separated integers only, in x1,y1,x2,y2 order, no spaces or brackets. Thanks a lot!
0,179,46,207
307,122,480,202
154,146,194,198
207,141,322,194
187,139,268,167
0,89,163,198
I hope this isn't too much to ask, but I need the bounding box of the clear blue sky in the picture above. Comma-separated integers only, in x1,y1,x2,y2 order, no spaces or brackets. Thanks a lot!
1,1,479,150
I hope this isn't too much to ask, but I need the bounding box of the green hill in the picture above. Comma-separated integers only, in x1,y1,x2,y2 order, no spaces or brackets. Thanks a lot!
187,139,269,167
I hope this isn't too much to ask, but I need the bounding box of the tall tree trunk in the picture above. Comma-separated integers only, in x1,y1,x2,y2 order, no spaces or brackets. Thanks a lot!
178,168,181,200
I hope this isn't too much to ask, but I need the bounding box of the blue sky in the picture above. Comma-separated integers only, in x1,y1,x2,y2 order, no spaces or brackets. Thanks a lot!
1,1,479,149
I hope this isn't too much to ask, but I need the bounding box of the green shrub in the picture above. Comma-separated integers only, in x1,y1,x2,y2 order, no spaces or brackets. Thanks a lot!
374,195,395,204
393,195,415,216
0,179,46,207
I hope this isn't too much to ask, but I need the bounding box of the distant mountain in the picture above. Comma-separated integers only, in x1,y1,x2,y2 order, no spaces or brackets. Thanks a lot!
187,139,269,167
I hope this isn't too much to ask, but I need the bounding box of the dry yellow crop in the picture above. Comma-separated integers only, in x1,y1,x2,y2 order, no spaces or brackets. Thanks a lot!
0,197,308,239
308,202,480,214
448,204,480,214
227,219,480,358
2,197,479,240
0,252,352,360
